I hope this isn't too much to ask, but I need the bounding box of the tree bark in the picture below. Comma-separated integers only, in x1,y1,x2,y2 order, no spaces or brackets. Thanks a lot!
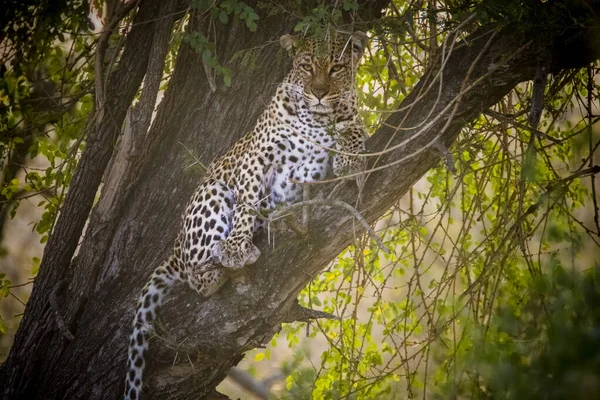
1,1,599,399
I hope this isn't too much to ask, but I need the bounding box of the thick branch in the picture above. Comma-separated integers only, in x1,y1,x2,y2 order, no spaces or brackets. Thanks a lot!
98,0,177,220
0,0,169,395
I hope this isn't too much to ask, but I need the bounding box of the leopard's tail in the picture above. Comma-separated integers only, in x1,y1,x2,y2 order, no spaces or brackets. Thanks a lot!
124,256,180,400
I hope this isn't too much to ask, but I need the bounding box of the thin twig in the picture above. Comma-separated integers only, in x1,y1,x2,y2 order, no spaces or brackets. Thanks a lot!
461,165,600,297
587,65,600,236
269,198,390,254
485,110,560,144
529,60,547,128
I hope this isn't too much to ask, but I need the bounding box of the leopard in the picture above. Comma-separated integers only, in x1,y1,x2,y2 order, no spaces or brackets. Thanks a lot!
123,31,369,400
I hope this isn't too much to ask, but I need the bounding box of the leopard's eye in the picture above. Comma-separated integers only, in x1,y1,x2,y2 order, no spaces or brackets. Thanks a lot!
330,64,345,73
299,63,313,72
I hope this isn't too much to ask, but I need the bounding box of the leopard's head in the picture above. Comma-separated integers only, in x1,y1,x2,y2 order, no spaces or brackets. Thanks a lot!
280,31,367,114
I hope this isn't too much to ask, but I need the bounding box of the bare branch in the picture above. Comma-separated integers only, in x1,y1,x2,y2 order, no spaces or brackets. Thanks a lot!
269,198,390,254
529,61,547,129
226,368,270,400
485,109,560,144
282,301,340,324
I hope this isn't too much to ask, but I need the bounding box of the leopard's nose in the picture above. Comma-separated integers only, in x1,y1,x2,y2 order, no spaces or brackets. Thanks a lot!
311,86,329,100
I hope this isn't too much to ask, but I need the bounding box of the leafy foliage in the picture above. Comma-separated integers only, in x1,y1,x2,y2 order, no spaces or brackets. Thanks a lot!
1,0,599,398
0,0,93,237
253,1,600,399
0,0,94,348
183,31,233,87
437,265,600,400
186,0,260,87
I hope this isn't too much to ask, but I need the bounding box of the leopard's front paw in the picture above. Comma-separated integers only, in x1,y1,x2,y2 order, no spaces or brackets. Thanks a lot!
211,235,261,269
333,154,366,179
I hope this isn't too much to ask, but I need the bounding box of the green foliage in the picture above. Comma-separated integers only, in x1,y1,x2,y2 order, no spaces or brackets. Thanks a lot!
0,273,11,334
293,3,343,35
0,0,95,349
258,2,600,399
287,0,366,35
193,0,259,31
1,1,90,68
183,31,233,87
186,0,260,87
433,266,600,399
0,0,93,240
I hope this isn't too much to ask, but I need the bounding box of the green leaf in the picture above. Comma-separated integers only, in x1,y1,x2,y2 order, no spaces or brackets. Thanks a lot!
223,74,232,87
219,10,229,24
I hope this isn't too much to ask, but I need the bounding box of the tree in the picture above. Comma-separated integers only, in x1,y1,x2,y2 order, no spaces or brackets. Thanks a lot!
0,0,599,399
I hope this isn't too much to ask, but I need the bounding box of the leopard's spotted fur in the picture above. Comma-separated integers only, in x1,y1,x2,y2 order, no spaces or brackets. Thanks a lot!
124,32,368,400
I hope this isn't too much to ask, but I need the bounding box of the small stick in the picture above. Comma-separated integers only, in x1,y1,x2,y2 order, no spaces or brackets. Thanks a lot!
270,198,390,254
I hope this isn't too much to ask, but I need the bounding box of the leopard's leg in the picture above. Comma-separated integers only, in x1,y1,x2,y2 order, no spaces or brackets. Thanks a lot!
333,121,368,201
209,140,284,268
188,266,228,297
211,167,263,269
179,179,235,296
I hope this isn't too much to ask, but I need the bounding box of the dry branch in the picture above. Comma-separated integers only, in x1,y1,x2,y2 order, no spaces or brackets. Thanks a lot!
268,198,390,254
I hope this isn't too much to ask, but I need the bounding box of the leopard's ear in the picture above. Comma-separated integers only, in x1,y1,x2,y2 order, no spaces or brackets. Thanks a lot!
280,34,298,52
350,31,368,57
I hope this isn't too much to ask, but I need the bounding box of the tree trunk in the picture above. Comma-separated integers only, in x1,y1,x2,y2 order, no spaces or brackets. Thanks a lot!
1,1,599,399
